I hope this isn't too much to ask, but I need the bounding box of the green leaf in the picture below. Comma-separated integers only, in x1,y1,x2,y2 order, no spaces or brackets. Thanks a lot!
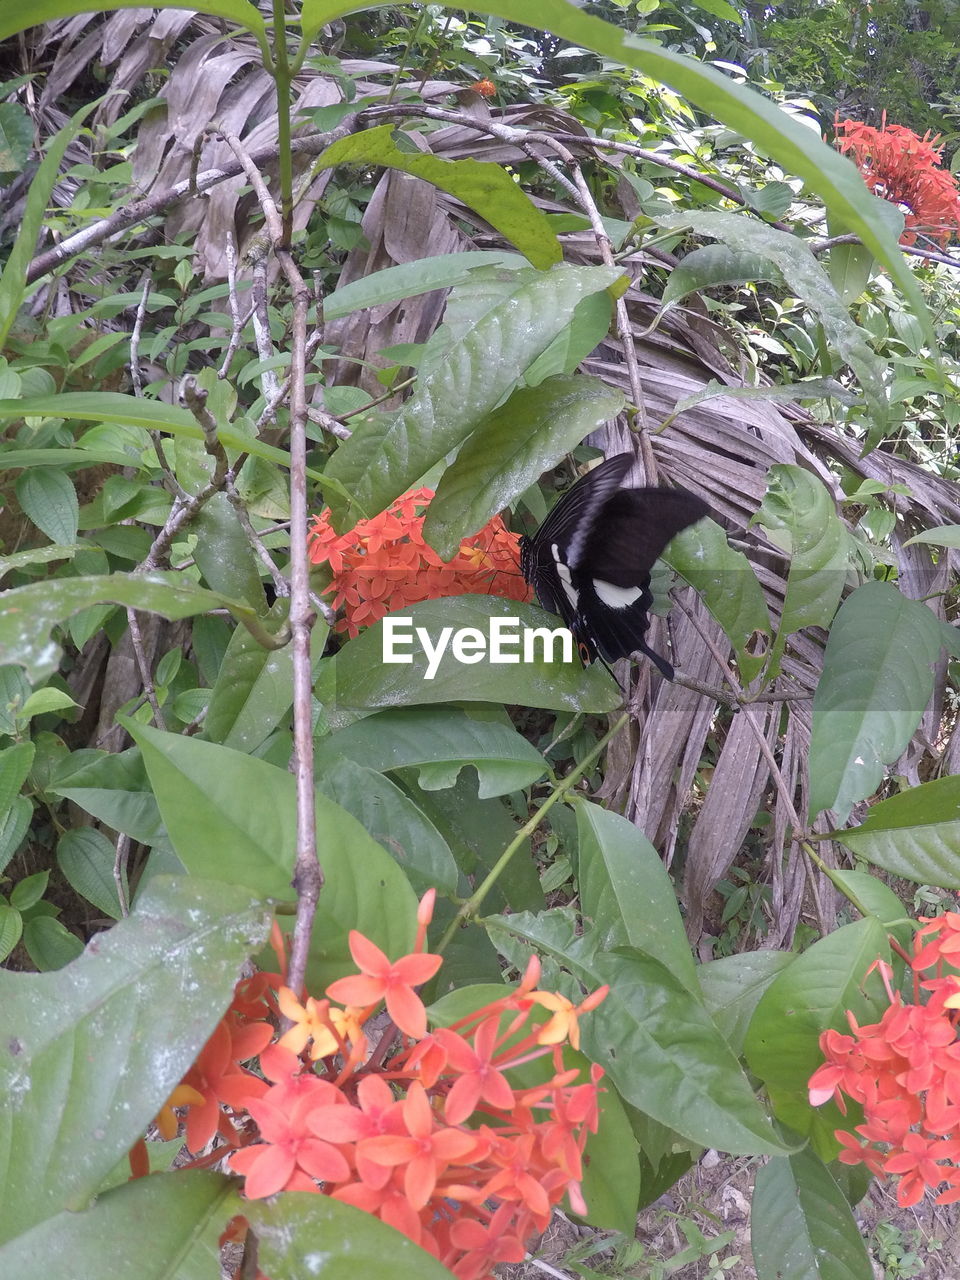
0,0,266,42
21,917,84,971
743,917,888,1153
315,124,561,269
204,602,327,753
0,101,32,175
0,876,269,1245
752,1147,873,1280
0,1171,234,1280
833,775,960,888
657,212,888,439
0,393,329,488
0,904,22,962
0,796,31,875
246,1190,456,1280
10,870,49,912
15,470,79,545
903,524,960,549
756,465,850,678
318,596,620,723
0,573,248,682
523,291,615,386
422,374,625,559
57,828,123,919
828,242,875,307
19,688,79,720
698,950,794,1056
50,748,163,846
488,910,790,1155
315,757,458,897
575,801,698,996
668,517,771,680
323,265,623,525
662,244,782,305
127,722,418,983
313,705,548,801
0,742,35,820
190,493,267,611
808,582,944,823
0,101,98,347
323,250,524,320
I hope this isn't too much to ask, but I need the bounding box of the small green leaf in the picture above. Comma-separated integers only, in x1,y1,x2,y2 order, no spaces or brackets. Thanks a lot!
808,582,943,822
324,250,524,321
0,742,34,819
19,689,79,721
15,470,79,546
663,244,782,305
0,905,22,961
0,796,31,875
0,101,32,175
57,828,123,919
10,870,48,912
21,917,84,971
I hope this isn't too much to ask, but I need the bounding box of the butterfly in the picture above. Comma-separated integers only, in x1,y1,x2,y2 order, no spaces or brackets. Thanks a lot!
519,453,709,679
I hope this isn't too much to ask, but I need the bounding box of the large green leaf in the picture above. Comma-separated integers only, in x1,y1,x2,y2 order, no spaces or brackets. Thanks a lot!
422,374,625,559
662,244,783,304
808,582,943,823
743,917,888,1154
657,212,887,437
756,465,849,678
0,0,266,42
833,775,960,888
0,1171,233,1280
127,722,418,979
316,125,561,269
0,573,248,682
50,748,164,846
315,757,459,896
668,517,771,681
0,877,269,1245
322,265,623,525
318,595,620,722
15,468,79,546
575,801,698,996
323,250,524,320
698,950,794,1057
313,704,548,800
752,1148,873,1280
488,910,790,1156
246,1190,456,1279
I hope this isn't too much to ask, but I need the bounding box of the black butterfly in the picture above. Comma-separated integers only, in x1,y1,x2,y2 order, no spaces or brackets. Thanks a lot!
519,454,709,679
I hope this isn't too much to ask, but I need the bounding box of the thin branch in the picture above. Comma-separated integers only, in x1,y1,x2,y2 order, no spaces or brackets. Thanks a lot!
114,833,130,917
129,273,151,397
126,608,166,729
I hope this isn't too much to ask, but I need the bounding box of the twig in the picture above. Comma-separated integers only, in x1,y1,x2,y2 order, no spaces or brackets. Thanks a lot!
113,833,130,917
218,229,253,378
126,608,166,729
129,273,151,397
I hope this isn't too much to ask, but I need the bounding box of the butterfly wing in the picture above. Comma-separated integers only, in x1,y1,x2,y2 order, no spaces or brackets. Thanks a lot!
520,454,635,631
570,486,710,670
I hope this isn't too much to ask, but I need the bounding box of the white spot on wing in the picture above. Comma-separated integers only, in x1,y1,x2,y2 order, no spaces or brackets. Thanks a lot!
553,545,579,607
594,579,643,609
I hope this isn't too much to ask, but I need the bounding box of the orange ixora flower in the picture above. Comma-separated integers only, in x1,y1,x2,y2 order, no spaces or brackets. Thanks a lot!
834,115,960,246
809,910,960,1206
308,488,531,638
468,78,497,98
146,889,608,1280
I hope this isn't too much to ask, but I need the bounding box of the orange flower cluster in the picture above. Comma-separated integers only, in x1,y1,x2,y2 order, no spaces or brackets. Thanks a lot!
468,79,497,98
834,116,960,246
309,489,531,638
141,897,607,1280
809,912,960,1207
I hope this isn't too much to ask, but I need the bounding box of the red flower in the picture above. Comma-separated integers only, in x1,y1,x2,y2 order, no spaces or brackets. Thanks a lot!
834,115,960,246
325,931,442,1039
308,489,531,638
